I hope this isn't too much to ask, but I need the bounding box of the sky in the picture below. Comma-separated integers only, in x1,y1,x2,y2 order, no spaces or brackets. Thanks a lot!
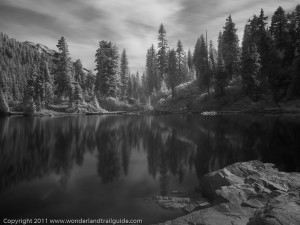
0,0,299,73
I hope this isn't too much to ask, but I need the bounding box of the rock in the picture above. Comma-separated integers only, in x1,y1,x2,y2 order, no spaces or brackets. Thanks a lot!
183,201,211,213
200,160,300,201
153,161,300,225
154,196,190,209
248,188,300,225
155,203,256,225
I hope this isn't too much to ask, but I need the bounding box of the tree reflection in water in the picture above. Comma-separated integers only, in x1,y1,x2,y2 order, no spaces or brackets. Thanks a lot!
1,114,300,194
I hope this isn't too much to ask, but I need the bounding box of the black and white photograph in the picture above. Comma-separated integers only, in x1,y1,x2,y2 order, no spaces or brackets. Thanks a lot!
0,0,300,224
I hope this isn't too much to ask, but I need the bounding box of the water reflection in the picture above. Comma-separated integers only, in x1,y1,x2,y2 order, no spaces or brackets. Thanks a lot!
1,114,300,195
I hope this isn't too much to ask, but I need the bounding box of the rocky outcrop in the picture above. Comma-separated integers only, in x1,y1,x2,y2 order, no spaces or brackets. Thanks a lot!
154,161,300,225
248,188,300,225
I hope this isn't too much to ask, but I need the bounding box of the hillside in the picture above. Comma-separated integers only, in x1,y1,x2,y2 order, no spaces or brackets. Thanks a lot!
0,33,57,104
154,79,300,114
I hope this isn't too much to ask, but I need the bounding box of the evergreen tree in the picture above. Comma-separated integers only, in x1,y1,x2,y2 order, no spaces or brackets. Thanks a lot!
157,24,169,82
120,49,129,99
85,71,95,95
187,49,194,80
193,38,201,80
271,7,288,52
160,79,168,93
95,41,119,97
241,24,262,101
24,64,38,106
41,61,54,107
127,75,133,99
222,15,240,80
214,32,227,97
176,40,186,84
187,49,193,71
146,44,158,95
132,71,140,100
24,97,36,114
209,40,217,72
193,35,210,93
290,5,300,97
73,59,86,91
269,7,292,101
0,89,9,113
55,36,73,99
73,82,83,104
167,49,177,97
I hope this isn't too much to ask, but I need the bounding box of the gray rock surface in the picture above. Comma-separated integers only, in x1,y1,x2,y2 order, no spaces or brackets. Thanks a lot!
153,160,300,225
248,187,300,225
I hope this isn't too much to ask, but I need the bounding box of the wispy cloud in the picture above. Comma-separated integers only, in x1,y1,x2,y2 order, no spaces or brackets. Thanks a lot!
0,0,299,71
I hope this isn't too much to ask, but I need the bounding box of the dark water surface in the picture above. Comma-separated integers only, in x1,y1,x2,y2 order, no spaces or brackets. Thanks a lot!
1,114,300,224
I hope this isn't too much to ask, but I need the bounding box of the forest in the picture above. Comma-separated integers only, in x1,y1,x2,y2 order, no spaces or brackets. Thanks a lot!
0,4,299,114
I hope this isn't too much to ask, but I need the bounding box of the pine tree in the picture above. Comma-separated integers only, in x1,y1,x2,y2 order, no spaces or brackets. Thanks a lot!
146,44,158,95
55,36,74,99
40,61,54,107
222,15,240,80
167,49,177,97
90,96,101,111
193,38,201,80
271,7,288,52
160,79,168,94
132,71,140,100
290,5,300,97
241,24,262,101
0,89,9,113
24,64,38,106
193,35,210,93
95,41,119,97
187,49,194,80
73,82,83,104
127,75,132,99
86,71,95,95
209,41,216,72
157,24,169,82
187,49,193,71
120,49,129,99
73,59,86,91
176,40,186,84
214,32,227,97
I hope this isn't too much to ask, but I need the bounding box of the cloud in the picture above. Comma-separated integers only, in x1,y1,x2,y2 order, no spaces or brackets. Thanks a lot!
0,0,299,72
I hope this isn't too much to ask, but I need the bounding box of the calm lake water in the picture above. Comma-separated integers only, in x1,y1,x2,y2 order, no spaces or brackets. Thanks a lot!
1,114,300,224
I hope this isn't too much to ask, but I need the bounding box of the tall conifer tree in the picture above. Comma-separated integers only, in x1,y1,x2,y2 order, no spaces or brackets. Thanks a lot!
157,24,169,82
95,41,119,97
56,36,73,99
120,49,129,99
222,16,240,80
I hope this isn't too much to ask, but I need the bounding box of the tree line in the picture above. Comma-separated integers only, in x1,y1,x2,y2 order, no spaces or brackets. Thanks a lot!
143,5,300,104
1,4,300,113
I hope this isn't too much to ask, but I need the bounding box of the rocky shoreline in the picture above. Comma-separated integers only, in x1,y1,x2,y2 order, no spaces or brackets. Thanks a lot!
153,160,300,225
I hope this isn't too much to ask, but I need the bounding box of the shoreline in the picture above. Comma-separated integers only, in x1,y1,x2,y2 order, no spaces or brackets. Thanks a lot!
1,107,300,117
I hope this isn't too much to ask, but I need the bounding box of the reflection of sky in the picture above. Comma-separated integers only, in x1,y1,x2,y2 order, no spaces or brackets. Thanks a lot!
0,0,298,71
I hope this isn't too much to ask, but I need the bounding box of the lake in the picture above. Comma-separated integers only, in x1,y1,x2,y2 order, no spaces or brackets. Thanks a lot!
0,114,300,224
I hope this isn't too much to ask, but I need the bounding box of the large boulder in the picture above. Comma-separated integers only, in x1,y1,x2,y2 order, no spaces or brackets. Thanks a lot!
200,161,300,202
153,161,300,225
